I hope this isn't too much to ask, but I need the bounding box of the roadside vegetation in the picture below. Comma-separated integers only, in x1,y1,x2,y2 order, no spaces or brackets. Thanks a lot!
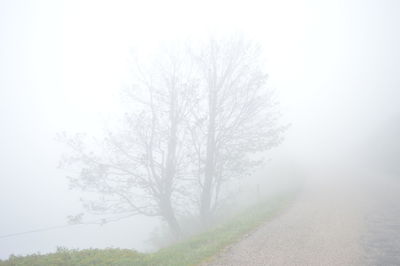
0,190,298,266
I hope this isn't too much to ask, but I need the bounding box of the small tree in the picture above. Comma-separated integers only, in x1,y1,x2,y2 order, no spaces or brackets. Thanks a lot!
188,36,286,225
59,47,196,238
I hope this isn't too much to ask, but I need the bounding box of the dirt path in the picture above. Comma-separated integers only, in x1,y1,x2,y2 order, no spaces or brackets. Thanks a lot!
204,174,365,266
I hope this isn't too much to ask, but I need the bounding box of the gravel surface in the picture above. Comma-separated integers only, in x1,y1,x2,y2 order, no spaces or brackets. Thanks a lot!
362,176,400,266
204,175,365,266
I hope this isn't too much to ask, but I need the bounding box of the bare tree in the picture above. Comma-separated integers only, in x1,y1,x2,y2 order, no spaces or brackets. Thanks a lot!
59,36,286,237
59,47,196,238
187,36,286,225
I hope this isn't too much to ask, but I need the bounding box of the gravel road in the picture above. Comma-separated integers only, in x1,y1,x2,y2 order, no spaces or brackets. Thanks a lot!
204,174,365,266
362,175,400,266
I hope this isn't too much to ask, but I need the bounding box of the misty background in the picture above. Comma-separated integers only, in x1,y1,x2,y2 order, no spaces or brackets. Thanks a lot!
1,0,400,259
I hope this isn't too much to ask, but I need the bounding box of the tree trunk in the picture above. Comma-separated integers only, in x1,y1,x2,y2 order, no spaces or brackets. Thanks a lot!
162,85,181,238
161,196,182,238
200,88,217,226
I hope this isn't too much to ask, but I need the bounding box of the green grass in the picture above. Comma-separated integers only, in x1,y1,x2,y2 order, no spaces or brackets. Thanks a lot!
0,248,145,266
0,192,297,266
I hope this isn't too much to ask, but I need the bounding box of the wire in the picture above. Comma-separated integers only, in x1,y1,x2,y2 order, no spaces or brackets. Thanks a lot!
0,224,73,239
0,213,137,240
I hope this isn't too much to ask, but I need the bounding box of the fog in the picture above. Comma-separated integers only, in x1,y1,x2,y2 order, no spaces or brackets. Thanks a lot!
1,0,400,263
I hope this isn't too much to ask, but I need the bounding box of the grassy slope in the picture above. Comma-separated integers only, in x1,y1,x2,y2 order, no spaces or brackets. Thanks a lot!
0,192,297,266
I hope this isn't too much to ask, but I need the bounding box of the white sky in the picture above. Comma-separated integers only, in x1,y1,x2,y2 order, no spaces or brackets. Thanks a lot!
0,0,400,259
